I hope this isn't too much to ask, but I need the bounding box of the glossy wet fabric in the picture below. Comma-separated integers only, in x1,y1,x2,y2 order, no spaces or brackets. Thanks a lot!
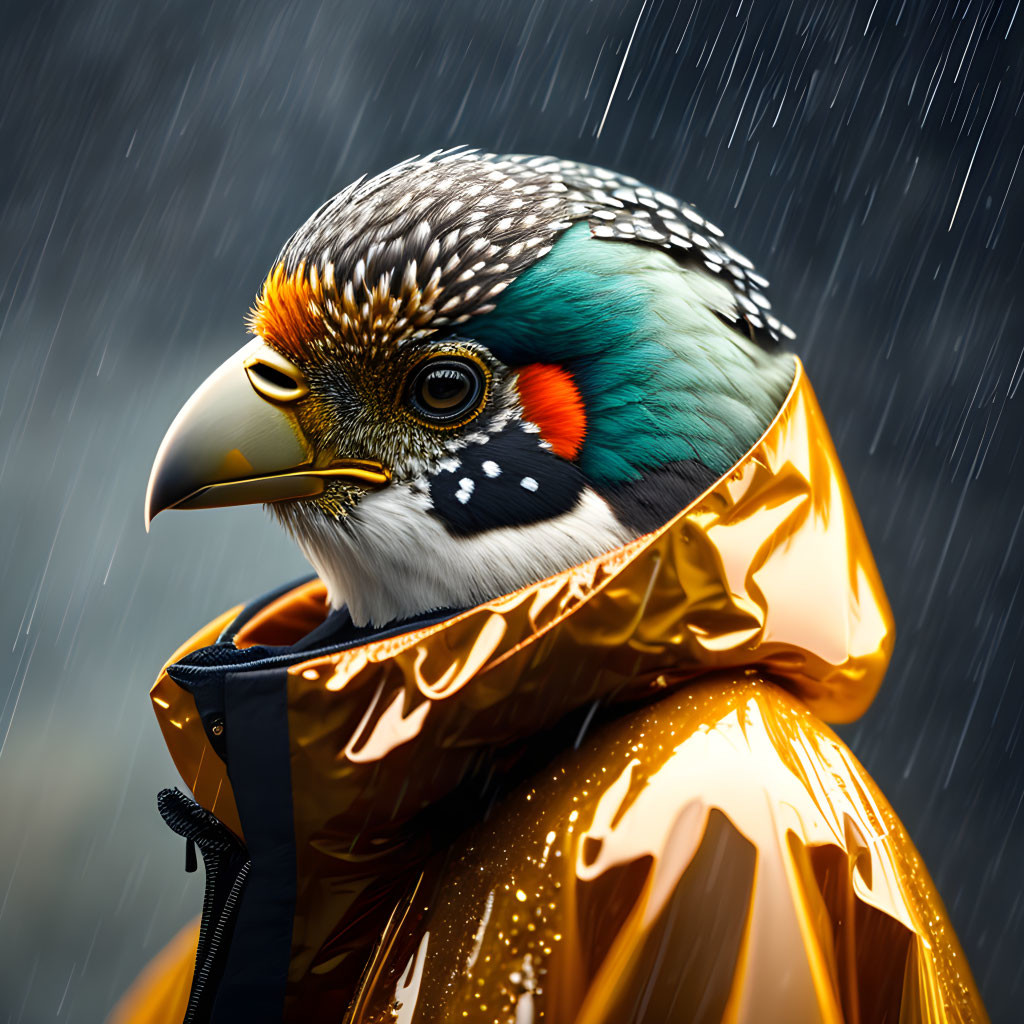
348,677,983,1024
111,359,987,1022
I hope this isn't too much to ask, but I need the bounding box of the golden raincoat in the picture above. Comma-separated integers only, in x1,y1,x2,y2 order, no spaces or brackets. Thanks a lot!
112,360,987,1023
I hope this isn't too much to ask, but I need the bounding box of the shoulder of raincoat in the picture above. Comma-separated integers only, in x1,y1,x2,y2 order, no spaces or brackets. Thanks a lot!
110,358,988,1024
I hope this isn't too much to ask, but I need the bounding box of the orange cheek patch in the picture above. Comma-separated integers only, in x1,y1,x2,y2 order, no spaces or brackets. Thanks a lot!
516,364,586,460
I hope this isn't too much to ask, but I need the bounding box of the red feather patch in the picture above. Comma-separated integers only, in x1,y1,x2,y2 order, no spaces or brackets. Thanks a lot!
516,364,586,460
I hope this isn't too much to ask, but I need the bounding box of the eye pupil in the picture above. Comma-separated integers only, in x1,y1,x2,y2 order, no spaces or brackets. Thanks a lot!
424,370,470,407
408,357,487,424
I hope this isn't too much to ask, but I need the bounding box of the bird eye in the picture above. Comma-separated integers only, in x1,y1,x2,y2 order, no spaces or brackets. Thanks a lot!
406,357,487,425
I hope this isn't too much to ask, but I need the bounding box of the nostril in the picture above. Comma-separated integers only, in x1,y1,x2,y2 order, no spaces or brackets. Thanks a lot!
244,357,308,402
250,361,297,390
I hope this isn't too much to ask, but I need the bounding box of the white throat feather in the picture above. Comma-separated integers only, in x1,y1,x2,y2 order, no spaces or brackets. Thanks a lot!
271,482,631,627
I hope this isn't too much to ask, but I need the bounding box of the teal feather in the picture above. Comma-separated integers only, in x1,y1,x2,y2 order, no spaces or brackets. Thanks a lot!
471,223,795,484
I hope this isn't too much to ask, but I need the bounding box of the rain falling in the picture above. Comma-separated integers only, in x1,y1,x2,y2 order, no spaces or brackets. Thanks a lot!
1,0,1021,1019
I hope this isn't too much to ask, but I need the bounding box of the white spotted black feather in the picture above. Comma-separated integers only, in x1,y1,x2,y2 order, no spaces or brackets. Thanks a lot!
277,148,794,346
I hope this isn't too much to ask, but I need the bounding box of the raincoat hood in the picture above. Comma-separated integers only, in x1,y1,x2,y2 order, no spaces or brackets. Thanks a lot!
142,356,911,1021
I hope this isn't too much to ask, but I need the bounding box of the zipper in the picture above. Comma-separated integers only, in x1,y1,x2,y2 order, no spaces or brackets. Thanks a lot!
158,788,251,1024
155,588,463,1017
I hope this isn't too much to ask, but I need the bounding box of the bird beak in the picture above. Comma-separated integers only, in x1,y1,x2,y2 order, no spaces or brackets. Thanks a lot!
145,338,390,529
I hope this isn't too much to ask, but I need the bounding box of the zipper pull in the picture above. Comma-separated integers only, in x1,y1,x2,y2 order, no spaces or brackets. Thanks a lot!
185,837,198,873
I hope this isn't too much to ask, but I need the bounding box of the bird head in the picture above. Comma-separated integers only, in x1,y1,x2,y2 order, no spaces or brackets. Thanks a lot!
146,151,795,626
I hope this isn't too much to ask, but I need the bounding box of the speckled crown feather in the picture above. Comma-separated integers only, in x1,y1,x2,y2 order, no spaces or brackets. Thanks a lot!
249,148,794,359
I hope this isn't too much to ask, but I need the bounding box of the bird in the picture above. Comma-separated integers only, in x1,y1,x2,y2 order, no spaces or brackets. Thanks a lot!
146,148,796,627
131,151,989,1024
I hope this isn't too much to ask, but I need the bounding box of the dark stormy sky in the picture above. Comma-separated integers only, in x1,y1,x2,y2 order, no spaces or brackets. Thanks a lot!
1,0,1022,1020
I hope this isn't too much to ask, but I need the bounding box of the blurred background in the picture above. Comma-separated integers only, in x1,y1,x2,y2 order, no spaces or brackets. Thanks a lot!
1,0,1022,1019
